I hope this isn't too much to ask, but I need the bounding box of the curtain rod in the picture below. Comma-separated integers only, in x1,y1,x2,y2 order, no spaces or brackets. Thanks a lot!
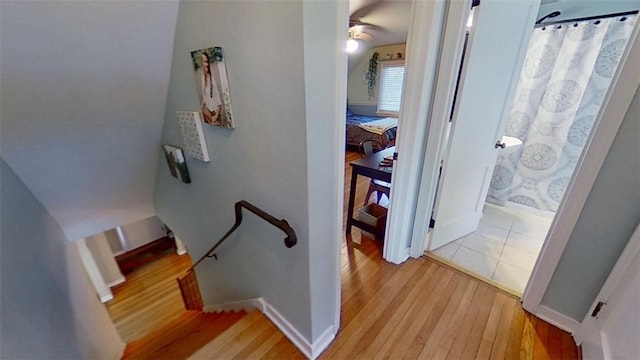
535,10,638,28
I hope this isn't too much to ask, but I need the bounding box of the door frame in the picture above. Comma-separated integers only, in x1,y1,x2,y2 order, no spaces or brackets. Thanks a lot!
575,223,640,349
521,20,640,326
407,0,472,258
386,0,640,334
425,0,539,253
383,0,449,264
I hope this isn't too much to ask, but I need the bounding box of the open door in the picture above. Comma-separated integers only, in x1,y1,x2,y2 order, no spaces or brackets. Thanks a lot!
428,0,540,251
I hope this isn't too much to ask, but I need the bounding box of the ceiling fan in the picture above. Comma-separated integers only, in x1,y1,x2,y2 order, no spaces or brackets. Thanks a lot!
348,18,383,41
346,19,380,52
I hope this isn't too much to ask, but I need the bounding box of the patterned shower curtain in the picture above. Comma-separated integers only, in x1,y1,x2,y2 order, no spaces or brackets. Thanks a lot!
487,14,637,212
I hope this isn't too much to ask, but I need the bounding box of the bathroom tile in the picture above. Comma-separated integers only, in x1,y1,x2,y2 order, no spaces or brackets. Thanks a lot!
481,205,516,229
452,246,499,279
511,218,550,240
492,261,532,294
506,232,544,254
460,233,504,259
476,222,510,243
432,240,460,260
500,244,539,272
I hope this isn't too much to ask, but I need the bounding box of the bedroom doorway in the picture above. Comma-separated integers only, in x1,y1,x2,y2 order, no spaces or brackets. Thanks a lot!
343,0,410,248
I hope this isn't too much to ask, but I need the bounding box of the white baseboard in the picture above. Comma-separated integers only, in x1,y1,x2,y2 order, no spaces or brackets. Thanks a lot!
260,298,336,360
100,293,114,303
204,297,336,359
106,276,126,288
176,248,188,255
202,297,264,313
537,305,581,335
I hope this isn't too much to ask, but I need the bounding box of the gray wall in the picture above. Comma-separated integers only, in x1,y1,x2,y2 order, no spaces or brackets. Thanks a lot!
542,86,640,321
0,1,179,241
1,159,124,359
85,232,125,286
154,0,342,343
119,216,166,252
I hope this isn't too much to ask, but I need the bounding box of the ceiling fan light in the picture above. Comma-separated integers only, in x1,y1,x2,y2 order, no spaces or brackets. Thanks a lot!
346,38,359,53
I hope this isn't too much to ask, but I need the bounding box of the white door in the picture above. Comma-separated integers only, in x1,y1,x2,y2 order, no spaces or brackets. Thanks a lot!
428,0,540,250
581,224,640,359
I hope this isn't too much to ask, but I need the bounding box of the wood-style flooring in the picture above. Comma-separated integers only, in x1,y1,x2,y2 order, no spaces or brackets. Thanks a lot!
106,251,193,342
117,150,580,359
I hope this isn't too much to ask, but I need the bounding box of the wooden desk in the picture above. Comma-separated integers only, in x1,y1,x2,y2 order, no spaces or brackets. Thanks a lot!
346,147,394,239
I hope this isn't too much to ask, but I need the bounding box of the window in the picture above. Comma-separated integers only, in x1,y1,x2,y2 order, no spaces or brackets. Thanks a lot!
377,61,405,115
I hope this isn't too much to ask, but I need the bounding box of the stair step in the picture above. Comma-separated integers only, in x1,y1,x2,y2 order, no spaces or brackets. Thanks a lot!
122,310,246,359
187,310,303,360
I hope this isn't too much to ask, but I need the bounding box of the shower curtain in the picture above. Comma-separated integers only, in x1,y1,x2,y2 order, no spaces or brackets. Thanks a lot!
487,14,637,212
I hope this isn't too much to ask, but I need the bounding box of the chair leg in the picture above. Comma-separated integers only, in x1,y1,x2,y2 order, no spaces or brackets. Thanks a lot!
376,191,383,204
364,182,376,206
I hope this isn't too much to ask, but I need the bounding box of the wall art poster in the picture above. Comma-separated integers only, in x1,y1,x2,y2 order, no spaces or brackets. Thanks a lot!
163,144,191,184
190,46,235,129
177,111,210,162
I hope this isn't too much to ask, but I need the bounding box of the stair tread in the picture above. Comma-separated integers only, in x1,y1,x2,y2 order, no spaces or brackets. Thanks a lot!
122,310,246,360
187,310,281,359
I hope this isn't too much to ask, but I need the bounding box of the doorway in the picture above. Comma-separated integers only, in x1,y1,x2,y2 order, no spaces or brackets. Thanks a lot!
424,8,638,294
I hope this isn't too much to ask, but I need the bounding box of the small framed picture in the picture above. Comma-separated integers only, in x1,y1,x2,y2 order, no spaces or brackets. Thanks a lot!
163,145,191,184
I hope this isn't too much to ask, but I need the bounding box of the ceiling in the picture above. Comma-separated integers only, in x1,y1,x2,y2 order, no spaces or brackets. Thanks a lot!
347,0,412,72
0,1,180,240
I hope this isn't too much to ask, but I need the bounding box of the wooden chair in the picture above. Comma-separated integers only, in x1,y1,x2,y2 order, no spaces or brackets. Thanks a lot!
358,139,391,206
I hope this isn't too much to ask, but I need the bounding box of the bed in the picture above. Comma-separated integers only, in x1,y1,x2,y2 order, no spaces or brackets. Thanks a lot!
345,109,398,149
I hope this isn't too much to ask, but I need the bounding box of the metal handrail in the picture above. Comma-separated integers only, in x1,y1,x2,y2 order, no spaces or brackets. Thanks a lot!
186,200,297,272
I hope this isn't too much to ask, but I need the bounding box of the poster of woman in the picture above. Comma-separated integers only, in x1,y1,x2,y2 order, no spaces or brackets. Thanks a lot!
190,46,234,128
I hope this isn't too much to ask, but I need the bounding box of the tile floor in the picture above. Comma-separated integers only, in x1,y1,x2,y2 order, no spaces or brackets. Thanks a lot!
431,202,554,294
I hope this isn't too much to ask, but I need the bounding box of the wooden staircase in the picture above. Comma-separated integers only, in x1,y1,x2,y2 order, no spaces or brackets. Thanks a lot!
122,309,246,359
122,309,303,359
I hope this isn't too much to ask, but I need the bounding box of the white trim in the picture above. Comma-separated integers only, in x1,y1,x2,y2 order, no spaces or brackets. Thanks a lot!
537,305,581,335
409,0,471,258
311,326,337,360
333,0,349,335
202,297,337,359
100,293,114,303
76,238,114,303
575,223,640,345
202,297,264,313
522,19,640,312
106,276,126,288
384,0,447,264
261,298,336,360
174,235,188,255
347,102,376,106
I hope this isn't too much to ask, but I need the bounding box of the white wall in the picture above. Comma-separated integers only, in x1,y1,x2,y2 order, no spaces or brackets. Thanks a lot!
0,1,179,241
85,232,125,286
542,86,640,321
118,216,166,252
347,43,407,106
1,159,124,359
154,0,341,346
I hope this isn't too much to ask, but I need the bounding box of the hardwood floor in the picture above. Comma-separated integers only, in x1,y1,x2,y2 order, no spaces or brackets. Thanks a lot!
326,151,579,359
123,310,247,359
117,150,580,359
106,251,193,342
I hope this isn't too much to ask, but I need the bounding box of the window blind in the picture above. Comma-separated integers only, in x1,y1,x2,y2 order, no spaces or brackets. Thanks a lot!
378,63,405,114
